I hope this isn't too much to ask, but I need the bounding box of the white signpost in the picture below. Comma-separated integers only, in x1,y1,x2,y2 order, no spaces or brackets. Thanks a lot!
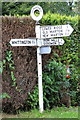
10,5,74,113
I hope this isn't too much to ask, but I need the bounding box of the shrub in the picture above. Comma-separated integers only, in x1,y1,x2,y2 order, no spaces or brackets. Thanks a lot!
27,55,79,109
27,59,71,110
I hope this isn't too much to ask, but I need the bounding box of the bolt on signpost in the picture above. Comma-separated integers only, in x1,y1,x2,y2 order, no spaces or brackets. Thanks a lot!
10,5,74,113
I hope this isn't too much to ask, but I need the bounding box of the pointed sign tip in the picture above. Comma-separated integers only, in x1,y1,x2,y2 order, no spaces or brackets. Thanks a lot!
9,40,12,46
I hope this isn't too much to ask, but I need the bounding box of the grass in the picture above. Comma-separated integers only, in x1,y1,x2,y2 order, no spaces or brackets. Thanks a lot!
1,106,78,118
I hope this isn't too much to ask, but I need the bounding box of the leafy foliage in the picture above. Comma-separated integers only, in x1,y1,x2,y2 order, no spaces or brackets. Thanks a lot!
5,50,17,87
0,93,10,99
27,56,78,110
0,61,3,74
27,86,39,110
2,2,78,16
43,60,67,109
27,60,70,110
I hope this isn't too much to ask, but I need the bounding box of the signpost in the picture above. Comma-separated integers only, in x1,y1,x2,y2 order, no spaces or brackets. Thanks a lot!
10,5,74,113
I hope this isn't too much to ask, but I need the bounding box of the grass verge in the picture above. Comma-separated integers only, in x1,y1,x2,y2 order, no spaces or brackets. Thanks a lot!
1,106,78,118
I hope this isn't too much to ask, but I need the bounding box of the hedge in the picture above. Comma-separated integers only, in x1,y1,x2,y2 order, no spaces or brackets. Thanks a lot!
1,16,55,113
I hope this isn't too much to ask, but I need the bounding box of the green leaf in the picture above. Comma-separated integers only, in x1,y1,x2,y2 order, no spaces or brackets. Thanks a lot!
0,93,11,99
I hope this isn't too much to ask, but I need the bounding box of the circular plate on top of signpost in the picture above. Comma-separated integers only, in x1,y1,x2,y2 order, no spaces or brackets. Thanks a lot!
30,5,43,21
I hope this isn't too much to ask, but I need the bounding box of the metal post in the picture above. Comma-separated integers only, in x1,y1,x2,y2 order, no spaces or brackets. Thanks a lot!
37,47,43,113
35,22,44,113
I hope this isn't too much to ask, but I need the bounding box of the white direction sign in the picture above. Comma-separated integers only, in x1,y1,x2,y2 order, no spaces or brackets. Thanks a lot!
40,24,74,38
41,38,65,46
10,38,37,46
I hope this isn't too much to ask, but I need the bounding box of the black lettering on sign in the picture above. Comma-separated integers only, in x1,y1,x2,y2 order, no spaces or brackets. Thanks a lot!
17,41,19,44
51,34,53,36
54,25,62,30
21,41,26,44
43,35,46,37
32,41,35,44
60,33,63,36
28,41,31,44
12,41,17,44
42,31,45,34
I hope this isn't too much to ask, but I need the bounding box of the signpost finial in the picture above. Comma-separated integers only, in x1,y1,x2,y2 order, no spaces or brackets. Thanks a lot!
30,5,43,22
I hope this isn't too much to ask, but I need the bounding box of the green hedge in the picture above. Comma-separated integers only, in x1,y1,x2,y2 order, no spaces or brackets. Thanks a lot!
42,13,79,106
